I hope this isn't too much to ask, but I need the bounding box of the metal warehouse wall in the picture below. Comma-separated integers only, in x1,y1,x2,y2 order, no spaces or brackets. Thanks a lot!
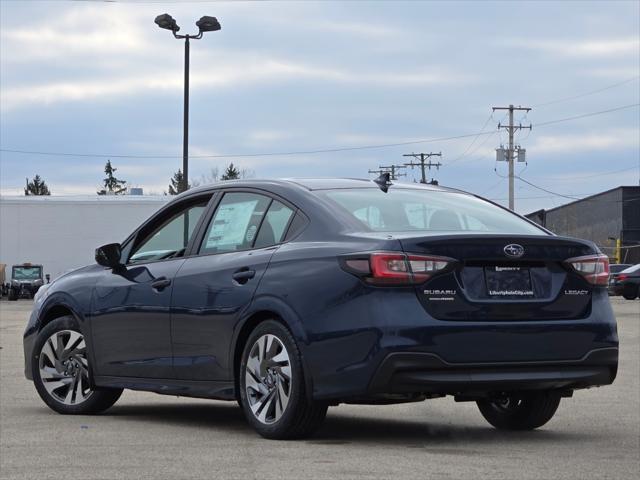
0,196,169,280
526,187,640,264
543,188,623,251
621,187,640,264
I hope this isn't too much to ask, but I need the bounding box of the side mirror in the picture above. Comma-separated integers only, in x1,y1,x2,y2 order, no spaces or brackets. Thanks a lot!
95,243,123,269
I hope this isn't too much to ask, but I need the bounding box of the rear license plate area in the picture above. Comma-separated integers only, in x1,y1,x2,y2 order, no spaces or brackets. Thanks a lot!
484,266,534,298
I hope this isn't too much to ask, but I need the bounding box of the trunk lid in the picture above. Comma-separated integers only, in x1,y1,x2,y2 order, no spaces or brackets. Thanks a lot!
398,233,597,321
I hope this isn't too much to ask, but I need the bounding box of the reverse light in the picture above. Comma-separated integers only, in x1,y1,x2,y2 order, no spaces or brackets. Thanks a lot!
343,252,456,285
566,254,610,286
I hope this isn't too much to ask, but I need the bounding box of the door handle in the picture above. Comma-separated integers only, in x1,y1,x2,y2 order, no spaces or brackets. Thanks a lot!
151,277,171,291
232,268,256,284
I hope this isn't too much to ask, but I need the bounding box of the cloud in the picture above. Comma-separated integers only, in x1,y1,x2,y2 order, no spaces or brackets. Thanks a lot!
505,36,639,58
585,67,640,79
247,130,295,144
531,129,639,154
1,54,469,111
0,7,151,62
310,20,402,39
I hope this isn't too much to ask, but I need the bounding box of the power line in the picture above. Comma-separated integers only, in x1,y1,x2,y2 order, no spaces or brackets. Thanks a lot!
515,176,640,203
479,177,506,196
446,113,497,165
1,103,638,160
535,103,640,128
532,75,640,108
0,131,497,160
566,165,639,180
516,176,586,201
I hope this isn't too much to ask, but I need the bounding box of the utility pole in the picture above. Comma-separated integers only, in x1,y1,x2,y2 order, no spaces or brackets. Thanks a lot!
492,105,532,210
403,152,442,184
377,164,407,181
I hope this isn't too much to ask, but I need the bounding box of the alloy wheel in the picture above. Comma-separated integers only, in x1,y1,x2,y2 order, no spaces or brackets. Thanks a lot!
492,396,523,412
38,330,93,405
244,333,292,424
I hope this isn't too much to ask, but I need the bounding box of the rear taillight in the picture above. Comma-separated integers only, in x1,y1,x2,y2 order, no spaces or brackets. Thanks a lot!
617,274,628,282
342,252,455,285
565,254,609,286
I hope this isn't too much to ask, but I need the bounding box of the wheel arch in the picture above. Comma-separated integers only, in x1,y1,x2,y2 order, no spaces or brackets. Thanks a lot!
40,304,78,329
232,298,313,402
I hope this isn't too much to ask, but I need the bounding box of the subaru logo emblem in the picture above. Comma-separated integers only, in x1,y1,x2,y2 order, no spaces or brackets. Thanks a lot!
504,244,525,258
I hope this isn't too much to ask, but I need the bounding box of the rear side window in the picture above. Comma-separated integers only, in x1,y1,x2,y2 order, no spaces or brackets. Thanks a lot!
254,200,294,249
200,192,271,254
319,188,545,235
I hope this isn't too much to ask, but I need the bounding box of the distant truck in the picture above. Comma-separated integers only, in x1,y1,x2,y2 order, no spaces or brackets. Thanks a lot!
8,264,44,301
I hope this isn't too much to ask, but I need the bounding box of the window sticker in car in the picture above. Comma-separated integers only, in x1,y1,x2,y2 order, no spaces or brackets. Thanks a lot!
205,199,258,249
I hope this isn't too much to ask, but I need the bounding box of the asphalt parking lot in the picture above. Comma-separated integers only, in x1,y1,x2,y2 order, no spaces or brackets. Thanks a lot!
1,298,638,480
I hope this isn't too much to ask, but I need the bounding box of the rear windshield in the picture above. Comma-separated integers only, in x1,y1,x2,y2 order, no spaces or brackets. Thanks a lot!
319,188,546,235
621,264,640,274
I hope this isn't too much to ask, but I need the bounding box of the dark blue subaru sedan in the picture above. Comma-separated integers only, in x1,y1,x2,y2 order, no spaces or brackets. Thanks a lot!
23,178,618,439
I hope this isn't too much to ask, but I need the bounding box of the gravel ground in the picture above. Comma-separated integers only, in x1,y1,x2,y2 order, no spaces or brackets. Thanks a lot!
1,297,638,480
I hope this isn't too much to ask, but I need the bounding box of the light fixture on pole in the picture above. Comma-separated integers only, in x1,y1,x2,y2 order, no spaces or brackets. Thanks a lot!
155,14,221,193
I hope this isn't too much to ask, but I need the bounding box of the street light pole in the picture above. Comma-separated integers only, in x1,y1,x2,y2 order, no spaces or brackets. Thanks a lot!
155,14,221,193
183,36,190,193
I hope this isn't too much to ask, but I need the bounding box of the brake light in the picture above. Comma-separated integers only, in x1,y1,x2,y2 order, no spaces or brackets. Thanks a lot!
343,252,455,285
565,254,609,286
617,274,628,282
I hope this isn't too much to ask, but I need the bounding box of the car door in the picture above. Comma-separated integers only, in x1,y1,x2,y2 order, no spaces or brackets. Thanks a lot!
90,194,212,379
170,190,296,381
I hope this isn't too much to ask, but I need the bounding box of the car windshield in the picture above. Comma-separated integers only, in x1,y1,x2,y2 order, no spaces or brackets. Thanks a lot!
13,266,42,280
319,188,546,235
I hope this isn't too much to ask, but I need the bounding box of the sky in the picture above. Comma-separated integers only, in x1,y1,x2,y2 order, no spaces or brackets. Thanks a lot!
0,0,639,214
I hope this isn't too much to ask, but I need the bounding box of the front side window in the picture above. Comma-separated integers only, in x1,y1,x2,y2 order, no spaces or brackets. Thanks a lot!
129,200,208,264
200,192,272,254
318,188,546,235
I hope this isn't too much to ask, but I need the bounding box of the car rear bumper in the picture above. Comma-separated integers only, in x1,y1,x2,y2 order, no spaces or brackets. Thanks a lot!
304,289,618,401
368,347,618,396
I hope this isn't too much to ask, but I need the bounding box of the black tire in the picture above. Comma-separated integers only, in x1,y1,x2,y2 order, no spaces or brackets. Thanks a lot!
238,320,327,439
477,391,561,430
32,316,123,415
622,287,638,300
8,288,18,301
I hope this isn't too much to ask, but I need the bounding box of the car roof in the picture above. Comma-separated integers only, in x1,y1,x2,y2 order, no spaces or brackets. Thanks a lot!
183,177,463,196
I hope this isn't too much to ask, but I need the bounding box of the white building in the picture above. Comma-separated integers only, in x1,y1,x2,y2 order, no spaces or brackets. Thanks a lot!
0,195,170,280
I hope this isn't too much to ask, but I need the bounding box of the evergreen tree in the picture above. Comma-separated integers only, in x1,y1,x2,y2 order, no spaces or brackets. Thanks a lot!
24,175,51,196
221,162,241,181
97,160,127,195
167,169,189,195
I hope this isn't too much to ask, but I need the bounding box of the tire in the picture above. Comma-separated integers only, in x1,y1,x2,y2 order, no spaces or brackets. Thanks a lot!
238,320,328,439
622,287,638,300
8,288,18,301
477,391,561,431
31,316,123,415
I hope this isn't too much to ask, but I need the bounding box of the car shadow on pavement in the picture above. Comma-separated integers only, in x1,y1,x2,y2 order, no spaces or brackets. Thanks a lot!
79,401,593,445
313,413,586,446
